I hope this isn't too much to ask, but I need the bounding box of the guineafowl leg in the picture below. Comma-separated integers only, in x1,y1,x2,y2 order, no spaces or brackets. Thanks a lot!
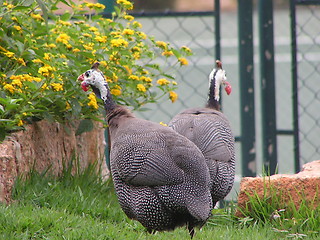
188,225,195,239
147,229,156,235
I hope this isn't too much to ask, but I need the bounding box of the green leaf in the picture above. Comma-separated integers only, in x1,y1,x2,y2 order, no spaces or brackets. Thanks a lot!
58,0,71,7
60,12,72,21
172,49,182,58
76,119,94,136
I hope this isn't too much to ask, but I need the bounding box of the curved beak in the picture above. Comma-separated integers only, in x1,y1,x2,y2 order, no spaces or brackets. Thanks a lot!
224,81,232,95
77,74,84,82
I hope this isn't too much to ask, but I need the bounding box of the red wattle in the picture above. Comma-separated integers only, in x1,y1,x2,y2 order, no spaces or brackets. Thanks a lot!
225,82,232,95
81,82,89,92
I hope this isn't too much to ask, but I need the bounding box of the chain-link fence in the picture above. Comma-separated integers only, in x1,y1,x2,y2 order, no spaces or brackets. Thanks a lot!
294,3,320,165
132,12,219,123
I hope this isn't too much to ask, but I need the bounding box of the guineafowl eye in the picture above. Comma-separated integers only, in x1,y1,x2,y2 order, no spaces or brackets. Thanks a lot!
85,71,91,77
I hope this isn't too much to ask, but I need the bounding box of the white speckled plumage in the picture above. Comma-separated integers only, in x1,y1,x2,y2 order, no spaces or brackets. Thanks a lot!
78,63,213,237
168,61,235,206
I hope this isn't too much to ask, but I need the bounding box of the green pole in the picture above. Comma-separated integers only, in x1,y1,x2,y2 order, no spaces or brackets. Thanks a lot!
289,0,300,173
258,0,277,175
99,0,115,14
214,0,221,60
238,0,256,177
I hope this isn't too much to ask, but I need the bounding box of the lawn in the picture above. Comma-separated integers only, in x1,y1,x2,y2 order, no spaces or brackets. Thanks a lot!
0,163,318,240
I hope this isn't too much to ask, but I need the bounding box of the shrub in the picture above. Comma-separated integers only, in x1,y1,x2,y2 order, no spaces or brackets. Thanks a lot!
0,0,192,141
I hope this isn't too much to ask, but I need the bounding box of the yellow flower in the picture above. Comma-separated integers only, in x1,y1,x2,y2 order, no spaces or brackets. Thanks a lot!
32,59,43,64
172,81,177,85
157,78,170,86
137,31,146,39
74,20,85,25
83,43,94,51
12,79,23,88
44,53,51,60
3,84,15,94
94,3,106,10
16,58,26,66
82,33,92,38
178,57,188,66
56,33,70,44
85,2,106,10
6,3,15,10
181,46,192,53
58,20,72,26
110,88,122,96
41,83,49,90
124,15,134,21
51,83,63,91
47,43,57,48
162,51,174,57
137,84,146,92
117,0,133,10
33,77,42,82
95,35,107,43
140,76,152,83
38,65,55,77
122,28,134,35
17,120,24,127
87,93,98,109
156,41,167,49
129,75,139,81
89,26,98,32
14,25,22,31
66,102,71,110
159,122,168,127
132,21,142,28
111,38,128,48
133,52,140,59
73,48,81,53
100,61,107,67
85,2,95,9
4,51,15,58
169,91,178,103
11,17,18,21
31,13,44,21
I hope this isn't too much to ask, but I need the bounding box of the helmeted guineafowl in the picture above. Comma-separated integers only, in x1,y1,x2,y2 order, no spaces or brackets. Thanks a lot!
168,60,235,207
78,62,213,238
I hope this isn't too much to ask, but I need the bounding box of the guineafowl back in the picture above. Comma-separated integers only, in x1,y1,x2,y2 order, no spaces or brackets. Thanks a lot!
168,107,235,205
108,108,213,232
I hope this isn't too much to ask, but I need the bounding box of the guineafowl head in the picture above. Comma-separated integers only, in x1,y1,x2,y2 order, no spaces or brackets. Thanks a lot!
77,62,110,102
208,60,232,102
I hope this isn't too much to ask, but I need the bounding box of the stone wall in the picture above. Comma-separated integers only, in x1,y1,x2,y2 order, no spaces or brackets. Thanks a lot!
0,120,109,203
237,160,320,216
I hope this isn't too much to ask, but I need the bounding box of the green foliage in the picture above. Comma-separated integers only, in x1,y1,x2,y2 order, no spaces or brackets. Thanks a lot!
0,0,192,141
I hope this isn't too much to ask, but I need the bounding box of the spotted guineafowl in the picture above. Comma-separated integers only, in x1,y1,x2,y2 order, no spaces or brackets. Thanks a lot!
78,63,213,238
168,60,235,207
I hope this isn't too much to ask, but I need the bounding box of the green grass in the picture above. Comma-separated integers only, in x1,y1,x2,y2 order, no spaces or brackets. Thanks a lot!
0,163,319,240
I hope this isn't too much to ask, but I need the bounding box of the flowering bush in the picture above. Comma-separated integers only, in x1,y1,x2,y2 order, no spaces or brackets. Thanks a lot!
0,0,192,142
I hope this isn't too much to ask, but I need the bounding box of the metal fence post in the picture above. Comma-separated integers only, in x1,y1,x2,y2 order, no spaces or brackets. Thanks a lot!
99,0,115,13
214,0,221,60
258,0,278,175
238,0,256,177
290,0,300,173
